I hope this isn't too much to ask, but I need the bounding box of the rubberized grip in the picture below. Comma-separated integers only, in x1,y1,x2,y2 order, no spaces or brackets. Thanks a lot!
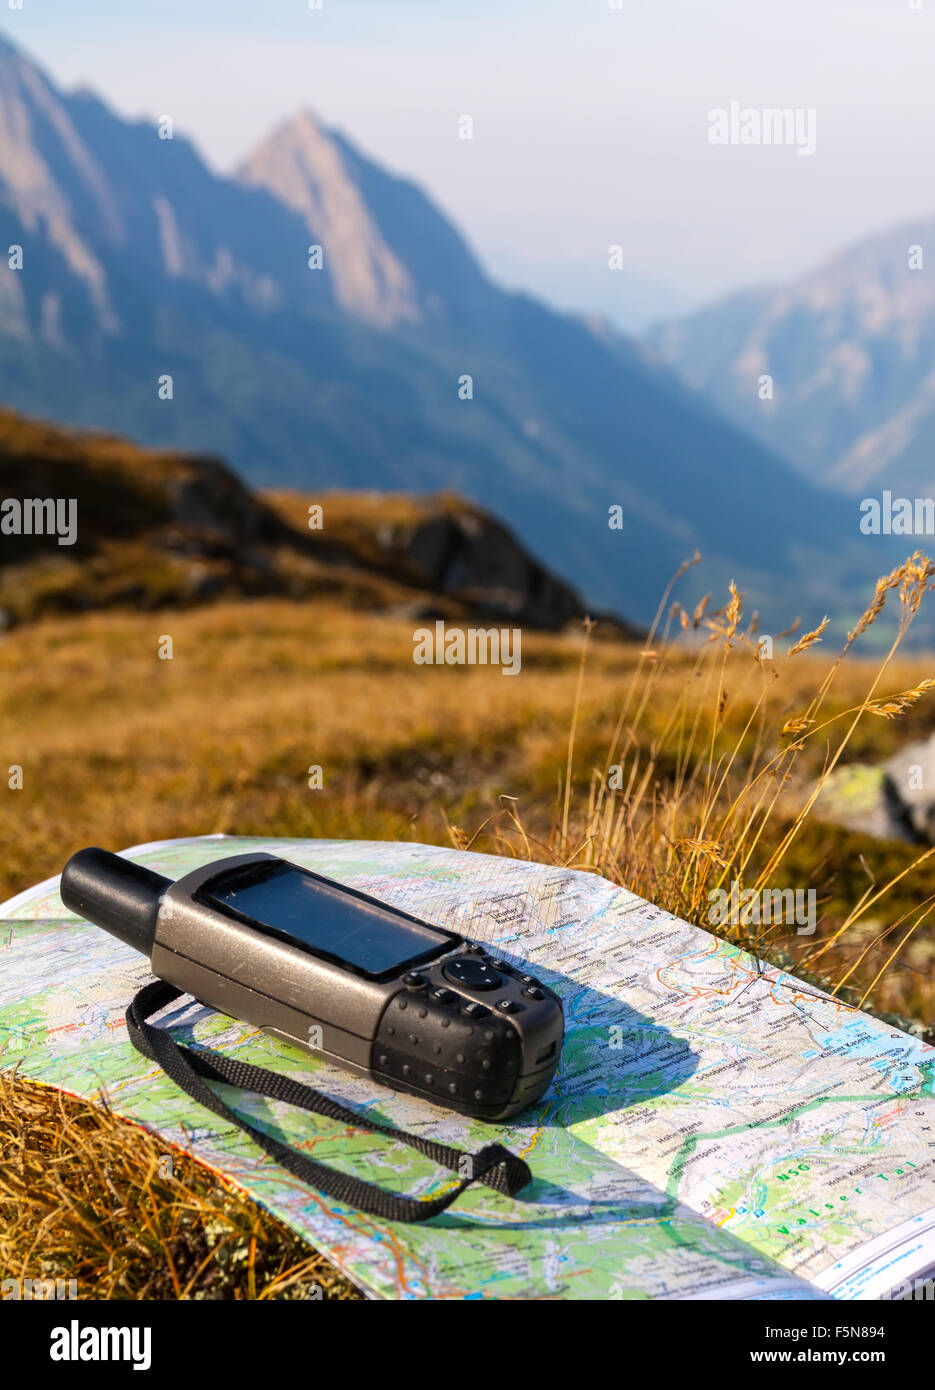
60,847,170,956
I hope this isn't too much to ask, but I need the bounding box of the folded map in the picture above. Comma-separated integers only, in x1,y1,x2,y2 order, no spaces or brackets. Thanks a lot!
2,835,934,1300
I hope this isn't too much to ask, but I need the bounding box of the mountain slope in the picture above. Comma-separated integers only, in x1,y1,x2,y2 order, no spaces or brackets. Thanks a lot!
238,111,496,329
0,407,613,632
0,30,904,635
647,221,935,496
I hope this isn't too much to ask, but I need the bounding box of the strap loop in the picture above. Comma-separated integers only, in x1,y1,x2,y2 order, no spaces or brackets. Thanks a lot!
126,979,532,1223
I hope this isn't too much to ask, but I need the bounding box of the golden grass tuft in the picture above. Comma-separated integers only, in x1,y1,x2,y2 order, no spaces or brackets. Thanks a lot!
446,551,935,1019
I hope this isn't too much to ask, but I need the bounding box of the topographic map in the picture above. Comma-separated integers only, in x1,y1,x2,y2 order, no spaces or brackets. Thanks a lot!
2,834,935,1300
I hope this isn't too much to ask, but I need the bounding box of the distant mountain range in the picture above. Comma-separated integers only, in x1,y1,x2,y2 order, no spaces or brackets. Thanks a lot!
648,221,935,499
0,30,906,636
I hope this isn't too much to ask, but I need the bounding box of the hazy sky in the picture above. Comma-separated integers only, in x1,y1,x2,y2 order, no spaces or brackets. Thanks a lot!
3,0,934,327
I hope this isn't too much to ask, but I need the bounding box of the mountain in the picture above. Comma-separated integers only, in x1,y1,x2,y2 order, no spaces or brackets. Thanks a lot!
238,110,498,331
0,30,905,637
647,221,935,497
0,407,617,632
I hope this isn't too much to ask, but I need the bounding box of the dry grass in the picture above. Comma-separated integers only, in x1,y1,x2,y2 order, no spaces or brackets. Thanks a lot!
465,552,935,1025
3,553,935,1296
0,1070,360,1299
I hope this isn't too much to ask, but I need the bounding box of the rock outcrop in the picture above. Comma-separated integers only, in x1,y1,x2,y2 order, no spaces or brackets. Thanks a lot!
0,409,638,635
817,735,935,844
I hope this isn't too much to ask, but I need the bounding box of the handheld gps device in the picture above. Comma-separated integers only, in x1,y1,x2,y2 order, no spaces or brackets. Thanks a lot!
60,848,564,1121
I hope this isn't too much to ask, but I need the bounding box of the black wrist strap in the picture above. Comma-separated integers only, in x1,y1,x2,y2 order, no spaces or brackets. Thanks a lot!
125,980,533,1224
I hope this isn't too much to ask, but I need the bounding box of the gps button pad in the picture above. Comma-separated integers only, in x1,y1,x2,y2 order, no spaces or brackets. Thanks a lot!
372,942,564,1120
443,958,502,991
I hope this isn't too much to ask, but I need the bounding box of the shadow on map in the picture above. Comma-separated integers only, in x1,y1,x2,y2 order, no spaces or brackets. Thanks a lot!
542,971,699,1122
167,966,702,1232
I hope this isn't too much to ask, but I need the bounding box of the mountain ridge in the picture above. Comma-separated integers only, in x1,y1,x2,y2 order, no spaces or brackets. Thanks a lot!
0,405,621,633
0,29,907,638
647,216,935,498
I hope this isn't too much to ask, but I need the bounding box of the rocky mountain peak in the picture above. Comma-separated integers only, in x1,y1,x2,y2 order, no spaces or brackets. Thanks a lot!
238,110,420,327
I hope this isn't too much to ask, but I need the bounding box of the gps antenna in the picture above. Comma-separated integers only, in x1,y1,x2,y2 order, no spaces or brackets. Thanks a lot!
60,847,170,955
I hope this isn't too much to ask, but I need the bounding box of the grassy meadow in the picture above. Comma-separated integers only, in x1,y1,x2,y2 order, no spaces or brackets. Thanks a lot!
3,552,935,1296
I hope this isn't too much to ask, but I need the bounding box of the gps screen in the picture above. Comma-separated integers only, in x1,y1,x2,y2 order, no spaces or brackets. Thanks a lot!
206,862,450,977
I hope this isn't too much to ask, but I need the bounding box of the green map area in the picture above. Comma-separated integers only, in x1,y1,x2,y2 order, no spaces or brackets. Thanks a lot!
3,835,935,1300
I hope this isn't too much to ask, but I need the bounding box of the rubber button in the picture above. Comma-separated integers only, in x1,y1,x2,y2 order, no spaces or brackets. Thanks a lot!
522,986,544,1000
495,998,518,1013
429,987,454,1003
461,1001,489,1019
444,958,502,991
403,971,427,988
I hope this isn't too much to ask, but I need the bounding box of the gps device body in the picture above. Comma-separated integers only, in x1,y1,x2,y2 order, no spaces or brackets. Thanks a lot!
61,849,564,1121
